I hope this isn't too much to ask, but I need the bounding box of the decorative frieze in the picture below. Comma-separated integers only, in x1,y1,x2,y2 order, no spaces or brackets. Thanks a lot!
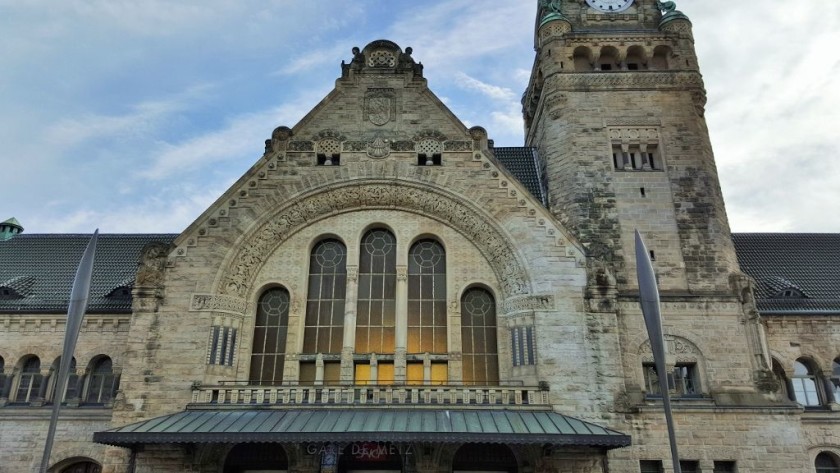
503,294,556,313
219,183,529,298
190,294,248,316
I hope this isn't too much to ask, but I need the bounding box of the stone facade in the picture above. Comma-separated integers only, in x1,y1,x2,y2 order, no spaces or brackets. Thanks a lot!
1,2,838,472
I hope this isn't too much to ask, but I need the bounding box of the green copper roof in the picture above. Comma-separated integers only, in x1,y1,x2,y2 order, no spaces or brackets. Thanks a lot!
1,217,22,227
94,408,631,448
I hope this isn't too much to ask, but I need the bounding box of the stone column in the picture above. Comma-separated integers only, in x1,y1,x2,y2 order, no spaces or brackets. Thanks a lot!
394,266,408,383
341,266,359,383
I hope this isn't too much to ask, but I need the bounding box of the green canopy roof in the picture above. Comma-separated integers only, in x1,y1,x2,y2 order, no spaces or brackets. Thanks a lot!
94,408,630,448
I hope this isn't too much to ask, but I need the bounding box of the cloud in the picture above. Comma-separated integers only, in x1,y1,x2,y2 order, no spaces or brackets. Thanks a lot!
454,73,517,101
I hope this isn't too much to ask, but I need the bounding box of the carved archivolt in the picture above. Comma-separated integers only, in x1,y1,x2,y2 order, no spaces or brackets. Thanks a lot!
190,294,248,316
217,182,530,298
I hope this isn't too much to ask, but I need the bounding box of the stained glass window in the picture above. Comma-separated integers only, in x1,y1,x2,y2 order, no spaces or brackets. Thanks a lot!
355,230,396,353
304,240,347,354
407,239,447,354
460,287,499,384
250,287,291,385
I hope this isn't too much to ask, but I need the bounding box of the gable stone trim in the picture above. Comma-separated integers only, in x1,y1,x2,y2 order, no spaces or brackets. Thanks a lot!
216,180,531,300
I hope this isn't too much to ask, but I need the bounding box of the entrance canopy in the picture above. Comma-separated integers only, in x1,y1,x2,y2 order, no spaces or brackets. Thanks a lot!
94,408,630,448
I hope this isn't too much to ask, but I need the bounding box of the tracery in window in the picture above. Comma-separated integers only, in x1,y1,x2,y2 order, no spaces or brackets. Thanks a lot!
250,287,291,385
355,229,396,354
792,359,823,406
304,240,347,354
460,287,499,385
407,240,447,355
85,356,119,405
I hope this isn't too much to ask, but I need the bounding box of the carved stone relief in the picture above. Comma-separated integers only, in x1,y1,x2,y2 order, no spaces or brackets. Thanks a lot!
365,89,396,126
218,183,529,298
502,295,556,313
190,294,248,316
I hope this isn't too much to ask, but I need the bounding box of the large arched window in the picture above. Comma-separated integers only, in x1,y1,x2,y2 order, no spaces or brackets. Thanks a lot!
461,287,499,385
355,229,397,384
85,356,119,405
304,240,348,354
407,239,447,384
15,356,42,404
249,287,291,385
816,452,840,473
792,359,823,406
302,239,347,384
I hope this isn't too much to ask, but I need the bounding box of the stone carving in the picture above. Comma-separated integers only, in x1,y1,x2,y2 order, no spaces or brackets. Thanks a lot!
367,49,396,68
288,141,314,152
554,71,703,90
444,141,472,152
219,183,529,297
312,129,343,141
264,126,292,157
691,90,707,117
414,130,447,142
365,89,396,126
190,294,248,315
366,137,391,159
390,141,415,152
502,295,555,313
135,242,169,288
609,127,660,143
396,266,407,281
344,141,367,152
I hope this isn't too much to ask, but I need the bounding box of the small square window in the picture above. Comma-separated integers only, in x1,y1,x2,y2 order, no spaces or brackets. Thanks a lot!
713,460,737,473
627,63,640,70
601,64,612,71
680,460,700,473
640,460,663,473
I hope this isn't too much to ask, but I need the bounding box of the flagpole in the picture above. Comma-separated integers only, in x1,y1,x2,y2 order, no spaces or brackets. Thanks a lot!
635,230,681,473
40,230,99,473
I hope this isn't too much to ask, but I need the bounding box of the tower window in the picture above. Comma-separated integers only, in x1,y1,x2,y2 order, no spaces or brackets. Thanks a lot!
417,154,442,166
640,187,646,197
317,154,341,166
644,362,700,397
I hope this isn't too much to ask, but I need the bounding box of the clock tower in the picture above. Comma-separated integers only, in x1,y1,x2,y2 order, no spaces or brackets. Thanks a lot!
524,0,740,294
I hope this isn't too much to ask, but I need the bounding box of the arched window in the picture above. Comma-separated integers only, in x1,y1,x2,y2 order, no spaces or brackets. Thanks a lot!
355,229,397,384
85,357,119,405
816,452,840,473
48,356,78,403
573,46,593,71
792,359,823,406
651,45,672,70
301,239,347,384
831,359,840,402
15,356,42,404
461,287,499,385
407,239,447,384
249,288,291,385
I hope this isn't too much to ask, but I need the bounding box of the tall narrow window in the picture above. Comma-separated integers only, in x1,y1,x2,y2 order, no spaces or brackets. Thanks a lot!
461,287,499,385
250,288,291,385
85,357,119,405
792,359,822,406
15,356,42,404
355,229,396,354
831,359,840,402
49,356,78,403
304,240,347,354
407,240,447,354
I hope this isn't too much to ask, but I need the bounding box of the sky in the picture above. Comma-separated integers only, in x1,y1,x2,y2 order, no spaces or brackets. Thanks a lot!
2,0,839,234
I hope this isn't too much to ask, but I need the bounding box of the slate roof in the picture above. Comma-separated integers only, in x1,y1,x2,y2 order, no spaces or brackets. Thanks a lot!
0,234,177,314
732,233,840,314
492,147,547,206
